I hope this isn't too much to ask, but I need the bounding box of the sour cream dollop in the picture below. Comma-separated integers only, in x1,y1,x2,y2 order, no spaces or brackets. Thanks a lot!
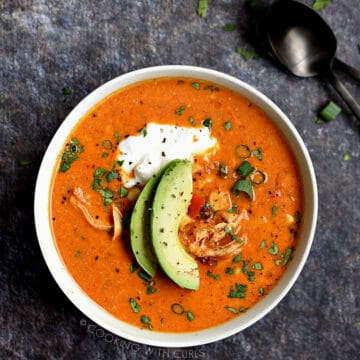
118,122,218,187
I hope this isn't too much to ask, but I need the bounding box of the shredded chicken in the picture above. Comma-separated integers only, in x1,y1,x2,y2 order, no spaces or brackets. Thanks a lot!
70,187,122,240
179,209,248,261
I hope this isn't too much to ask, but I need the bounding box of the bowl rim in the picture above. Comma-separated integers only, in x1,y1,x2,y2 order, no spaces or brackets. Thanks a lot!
34,65,318,347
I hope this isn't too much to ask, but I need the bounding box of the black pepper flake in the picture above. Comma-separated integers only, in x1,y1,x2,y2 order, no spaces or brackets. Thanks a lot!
95,256,99,260
161,151,166,157
52,217,56,221
160,228,164,233
125,134,129,138
162,138,166,143
95,215,99,219
115,268,120,273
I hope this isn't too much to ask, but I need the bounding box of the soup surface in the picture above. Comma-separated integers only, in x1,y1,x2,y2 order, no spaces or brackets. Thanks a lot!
51,78,303,332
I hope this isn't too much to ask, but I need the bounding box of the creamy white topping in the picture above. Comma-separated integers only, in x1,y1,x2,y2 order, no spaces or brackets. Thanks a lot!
118,122,218,187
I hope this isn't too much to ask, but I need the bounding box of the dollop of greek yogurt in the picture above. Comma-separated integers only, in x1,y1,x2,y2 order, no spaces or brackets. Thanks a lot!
118,122,218,187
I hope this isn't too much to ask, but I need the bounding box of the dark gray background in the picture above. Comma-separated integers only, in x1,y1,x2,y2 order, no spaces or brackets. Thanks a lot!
1,0,359,359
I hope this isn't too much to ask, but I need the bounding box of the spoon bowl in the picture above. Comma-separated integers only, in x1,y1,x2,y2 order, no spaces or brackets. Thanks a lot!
264,0,360,120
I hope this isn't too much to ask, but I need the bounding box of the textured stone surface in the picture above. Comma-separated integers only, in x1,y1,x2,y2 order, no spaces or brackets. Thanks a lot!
1,0,359,359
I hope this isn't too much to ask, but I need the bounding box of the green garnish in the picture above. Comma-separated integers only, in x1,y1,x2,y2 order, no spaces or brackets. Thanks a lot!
171,303,185,315
120,185,128,198
274,259,282,266
186,311,195,321
175,105,186,115
228,205,239,214
140,315,151,324
295,211,302,225
129,263,138,273
224,306,238,314
191,82,200,90
250,170,266,185
219,164,229,176
146,286,157,294
236,47,260,61
233,179,253,200
241,261,248,274
319,101,341,122
260,239,266,249
106,170,118,183
113,132,121,142
228,283,247,298
101,152,109,158
138,128,148,137
312,0,331,11
258,287,265,295
204,84,219,91
102,139,113,150
225,267,234,275
197,0,208,18
188,116,196,126
19,159,32,166
247,271,255,282
59,138,84,173
233,253,242,263
224,226,242,243
237,160,255,178
235,144,251,159
129,298,141,313
137,270,152,282
223,24,236,32
223,121,232,131
252,147,263,160
252,262,263,270
271,205,278,218
207,271,221,280
343,152,351,161
268,242,279,255
74,250,81,258
202,118,212,130
62,87,72,95
283,248,294,266
97,188,114,206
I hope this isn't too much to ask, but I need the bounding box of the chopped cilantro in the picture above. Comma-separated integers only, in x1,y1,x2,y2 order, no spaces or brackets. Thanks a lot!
283,248,294,266
175,105,186,115
191,82,200,90
260,239,266,249
271,205,278,218
186,311,195,321
188,116,196,125
59,138,84,173
252,262,263,270
228,283,247,298
224,306,238,314
252,147,263,160
237,160,255,178
233,253,242,263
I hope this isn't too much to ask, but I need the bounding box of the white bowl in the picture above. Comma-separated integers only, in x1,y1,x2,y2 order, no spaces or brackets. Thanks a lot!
34,65,317,347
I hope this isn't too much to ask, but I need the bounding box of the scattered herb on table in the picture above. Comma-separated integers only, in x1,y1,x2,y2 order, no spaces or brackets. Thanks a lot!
197,0,208,19
18,159,32,166
312,0,331,11
236,47,260,61
62,87,72,95
223,24,236,32
343,153,351,161
319,101,341,122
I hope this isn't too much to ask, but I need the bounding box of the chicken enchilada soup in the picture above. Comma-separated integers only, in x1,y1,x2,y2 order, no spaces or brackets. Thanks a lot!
50,78,303,332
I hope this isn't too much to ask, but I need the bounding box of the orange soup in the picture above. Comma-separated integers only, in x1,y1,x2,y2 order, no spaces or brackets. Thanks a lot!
50,78,303,332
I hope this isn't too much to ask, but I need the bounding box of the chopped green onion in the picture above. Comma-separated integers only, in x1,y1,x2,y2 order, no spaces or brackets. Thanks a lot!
171,303,185,315
186,311,195,321
188,116,196,125
252,147,263,160
312,0,331,11
225,267,234,275
129,298,141,313
197,0,208,18
260,239,266,249
235,144,251,159
237,161,255,178
191,82,200,90
224,306,238,314
233,179,253,200
233,253,242,263
175,105,186,115
250,170,266,185
202,118,212,130
283,248,294,266
258,287,265,295
320,101,341,122
228,283,247,298
140,315,150,324
271,205,278,218
137,270,152,282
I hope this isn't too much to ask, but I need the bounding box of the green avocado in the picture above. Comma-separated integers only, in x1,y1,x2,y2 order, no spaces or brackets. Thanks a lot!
151,159,199,290
130,162,171,277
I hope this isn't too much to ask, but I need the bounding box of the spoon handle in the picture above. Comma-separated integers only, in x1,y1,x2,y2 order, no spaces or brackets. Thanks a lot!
334,58,360,83
326,67,360,121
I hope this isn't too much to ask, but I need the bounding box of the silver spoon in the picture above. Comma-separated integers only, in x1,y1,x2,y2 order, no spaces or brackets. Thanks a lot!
264,0,360,120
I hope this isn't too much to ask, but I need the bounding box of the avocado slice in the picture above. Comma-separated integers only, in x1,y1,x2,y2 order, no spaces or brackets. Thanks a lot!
151,159,199,290
130,163,171,277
